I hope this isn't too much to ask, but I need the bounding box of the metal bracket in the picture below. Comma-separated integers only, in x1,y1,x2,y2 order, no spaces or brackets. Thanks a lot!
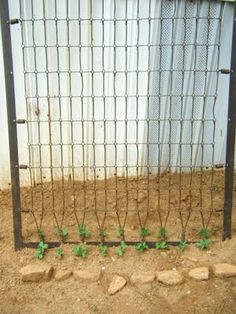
15,119,26,124
220,69,232,74
8,18,20,25
18,165,28,170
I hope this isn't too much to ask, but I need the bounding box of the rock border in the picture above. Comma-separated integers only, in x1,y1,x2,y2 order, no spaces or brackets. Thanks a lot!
19,263,236,295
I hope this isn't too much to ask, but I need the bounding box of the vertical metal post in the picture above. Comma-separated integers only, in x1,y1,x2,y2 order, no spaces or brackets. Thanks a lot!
0,0,22,249
223,2,236,240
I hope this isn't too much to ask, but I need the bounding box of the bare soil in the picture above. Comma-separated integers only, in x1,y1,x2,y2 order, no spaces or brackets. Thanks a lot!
19,170,225,242
0,170,236,314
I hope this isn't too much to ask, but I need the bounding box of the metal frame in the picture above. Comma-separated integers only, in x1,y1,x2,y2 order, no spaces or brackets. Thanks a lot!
1,0,235,249
0,0,22,249
223,1,236,240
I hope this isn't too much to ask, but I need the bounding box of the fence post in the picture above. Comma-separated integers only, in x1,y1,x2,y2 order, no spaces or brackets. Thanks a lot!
0,0,22,249
223,2,236,240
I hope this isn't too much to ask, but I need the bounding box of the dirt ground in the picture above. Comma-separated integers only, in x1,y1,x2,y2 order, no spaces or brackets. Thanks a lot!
0,170,236,314
19,170,225,242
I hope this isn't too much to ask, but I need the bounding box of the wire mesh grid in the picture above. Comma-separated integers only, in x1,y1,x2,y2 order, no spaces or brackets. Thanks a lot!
15,0,227,244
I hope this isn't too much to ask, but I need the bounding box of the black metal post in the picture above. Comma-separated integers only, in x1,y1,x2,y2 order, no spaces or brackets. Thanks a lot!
223,2,236,240
0,0,22,249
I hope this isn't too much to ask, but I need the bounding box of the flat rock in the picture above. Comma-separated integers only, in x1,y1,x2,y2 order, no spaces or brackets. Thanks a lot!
19,264,53,282
130,272,155,284
212,263,236,278
188,267,209,281
74,270,101,282
108,275,127,295
54,270,72,281
156,270,184,286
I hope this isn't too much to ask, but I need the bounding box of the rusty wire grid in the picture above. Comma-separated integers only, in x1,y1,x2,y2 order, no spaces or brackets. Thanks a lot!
5,0,234,246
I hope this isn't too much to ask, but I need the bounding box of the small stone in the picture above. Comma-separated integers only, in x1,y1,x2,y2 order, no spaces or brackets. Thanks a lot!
108,275,127,295
74,270,101,282
54,270,72,281
212,263,236,278
19,264,53,282
156,271,184,286
188,267,209,281
130,272,156,284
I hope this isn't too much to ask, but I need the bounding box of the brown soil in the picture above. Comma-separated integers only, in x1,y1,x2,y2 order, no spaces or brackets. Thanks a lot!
19,170,225,242
0,170,236,314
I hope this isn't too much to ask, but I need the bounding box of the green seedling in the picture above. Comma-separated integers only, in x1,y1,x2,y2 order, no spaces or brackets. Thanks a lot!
117,226,124,238
155,241,168,250
198,227,211,239
116,241,128,256
77,224,91,238
55,227,69,241
98,244,108,257
135,242,149,252
139,227,151,237
196,239,211,250
178,240,188,251
37,229,45,242
35,241,48,259
157,226,167,240
73,243,87,257
56,246,63,258
99,229,107,238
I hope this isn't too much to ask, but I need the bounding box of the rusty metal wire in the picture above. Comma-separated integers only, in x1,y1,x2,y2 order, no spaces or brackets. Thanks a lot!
17,0,225,244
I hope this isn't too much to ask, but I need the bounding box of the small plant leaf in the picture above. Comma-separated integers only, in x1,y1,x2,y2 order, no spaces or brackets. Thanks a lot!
73,243,87,257
38,229,45,241
116,241,128,256
55,228,69,240
139,227,151,237
56,246,63,257
77,224,91,238
135,242,149,252
178,240,187,251
117,226,124,238
157,226,167,240
98,244,108,257
196,239,210,250
155,241,168,250
198,228,211,239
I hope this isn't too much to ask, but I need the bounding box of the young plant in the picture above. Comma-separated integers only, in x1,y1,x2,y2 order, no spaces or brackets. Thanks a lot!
178,240,188,251
73,243,87,258
135,242,149,252
157,226,167,240
99,229,107,239
55,227,69,241
196,227,211,250
77,224,91,239
98,244,108,257
155,226,168,250
116,241,128,256
35,241,48,259
139,227,151,237
56,246,63,258
196,239,211,250
155,241,168,250
117,226,124,238
37,229,45,242
198,228,211,240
